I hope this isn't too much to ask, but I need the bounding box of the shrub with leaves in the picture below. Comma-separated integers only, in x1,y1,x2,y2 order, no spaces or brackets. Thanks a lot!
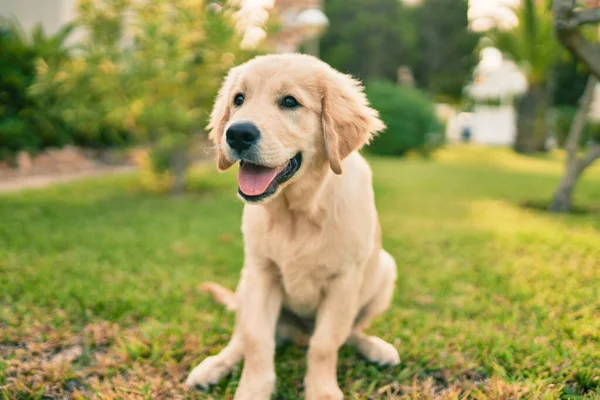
365,80,444,157
0,18,74,161
31,0,261,192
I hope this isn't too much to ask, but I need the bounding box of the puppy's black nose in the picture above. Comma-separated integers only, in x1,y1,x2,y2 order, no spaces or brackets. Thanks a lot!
226,122,260,153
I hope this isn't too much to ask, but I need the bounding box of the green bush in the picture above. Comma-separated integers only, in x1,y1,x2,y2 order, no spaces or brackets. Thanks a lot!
1,22,40,158
0,18,76,160
588,121,600,144
365,80,444,156
554,106,600,147
0,18,134,161
31,0,261,192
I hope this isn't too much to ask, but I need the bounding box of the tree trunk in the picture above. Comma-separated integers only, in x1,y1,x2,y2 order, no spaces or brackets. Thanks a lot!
551,1,600,211
550,160,584,213
554,0,600,80
546,69,557,148
514,84,548,154
170,145,190,195
550,76,597,213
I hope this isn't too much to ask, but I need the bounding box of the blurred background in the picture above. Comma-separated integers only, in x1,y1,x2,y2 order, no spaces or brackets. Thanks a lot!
1,0,599,203
0,0,599,209
1,0,600,398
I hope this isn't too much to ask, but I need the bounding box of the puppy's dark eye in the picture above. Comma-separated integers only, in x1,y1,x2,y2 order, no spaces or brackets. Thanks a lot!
233,93,245,107
281,96,300,109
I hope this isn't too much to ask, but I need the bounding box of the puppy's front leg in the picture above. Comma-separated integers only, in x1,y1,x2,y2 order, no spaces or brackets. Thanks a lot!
305,269,361,400
234,258,282,400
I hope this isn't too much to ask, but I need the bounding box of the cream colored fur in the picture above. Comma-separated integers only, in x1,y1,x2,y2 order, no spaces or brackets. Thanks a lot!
186,54,399,400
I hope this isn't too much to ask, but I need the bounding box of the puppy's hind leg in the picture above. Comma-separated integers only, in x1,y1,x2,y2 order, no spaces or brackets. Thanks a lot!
186,283,242,389
348,250,400,366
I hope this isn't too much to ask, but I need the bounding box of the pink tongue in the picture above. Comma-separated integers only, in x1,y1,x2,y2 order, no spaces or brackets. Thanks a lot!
238,163,285,196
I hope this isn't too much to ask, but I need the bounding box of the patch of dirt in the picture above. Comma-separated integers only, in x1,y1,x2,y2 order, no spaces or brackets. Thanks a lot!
0,318,202,399
0,164,136,193
59,378,87,395
373,375,564,400
0,139,215,194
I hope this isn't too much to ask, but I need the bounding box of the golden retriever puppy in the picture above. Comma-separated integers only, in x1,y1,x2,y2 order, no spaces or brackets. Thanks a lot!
186,53,399,400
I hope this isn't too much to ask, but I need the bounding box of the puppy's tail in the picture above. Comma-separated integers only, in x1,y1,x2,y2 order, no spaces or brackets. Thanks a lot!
199,282,237,311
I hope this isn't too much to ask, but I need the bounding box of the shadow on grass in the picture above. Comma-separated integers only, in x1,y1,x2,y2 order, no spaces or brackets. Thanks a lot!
520,199,600,216
519,199,600,232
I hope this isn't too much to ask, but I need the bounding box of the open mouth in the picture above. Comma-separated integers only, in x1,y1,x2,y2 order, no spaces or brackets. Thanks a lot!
237,152,302,202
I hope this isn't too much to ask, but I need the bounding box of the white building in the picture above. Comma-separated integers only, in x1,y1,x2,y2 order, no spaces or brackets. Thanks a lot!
0,0,76,35
461,47,528,146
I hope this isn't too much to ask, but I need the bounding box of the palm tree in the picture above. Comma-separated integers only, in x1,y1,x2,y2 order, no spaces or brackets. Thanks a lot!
1,17,75,66
488,0,563,153
0,17,74,156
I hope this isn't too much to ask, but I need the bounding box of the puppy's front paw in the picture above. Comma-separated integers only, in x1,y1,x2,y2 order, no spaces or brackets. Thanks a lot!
186,356,233,390
233,372,275,400
305,383,344,400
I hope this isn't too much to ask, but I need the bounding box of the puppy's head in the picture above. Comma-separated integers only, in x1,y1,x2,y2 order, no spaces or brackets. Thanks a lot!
208,54,384,204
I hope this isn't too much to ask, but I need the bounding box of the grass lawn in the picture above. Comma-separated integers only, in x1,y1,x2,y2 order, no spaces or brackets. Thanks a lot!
1,146,600,399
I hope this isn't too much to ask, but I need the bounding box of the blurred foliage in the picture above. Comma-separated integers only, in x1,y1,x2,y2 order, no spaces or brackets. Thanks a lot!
554,106,600,147
365,81,443,157
411,0,480,102
486,0,600,154
0,18,75,160
487,0,561,86
31,0,260,192
487,0,561,153
133,149,176,193
320,0,478,102
552,59,590,108
320,0,416,82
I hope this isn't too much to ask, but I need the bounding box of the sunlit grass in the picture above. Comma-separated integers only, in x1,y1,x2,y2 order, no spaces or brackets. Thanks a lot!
434,144,600,177
1,146,599,399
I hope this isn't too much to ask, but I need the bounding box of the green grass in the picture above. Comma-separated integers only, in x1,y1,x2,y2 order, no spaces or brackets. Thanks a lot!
1,146,599,399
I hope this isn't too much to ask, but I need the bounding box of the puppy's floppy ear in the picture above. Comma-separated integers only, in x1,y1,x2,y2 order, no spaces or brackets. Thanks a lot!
207,68,239,171
321,71,385,174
